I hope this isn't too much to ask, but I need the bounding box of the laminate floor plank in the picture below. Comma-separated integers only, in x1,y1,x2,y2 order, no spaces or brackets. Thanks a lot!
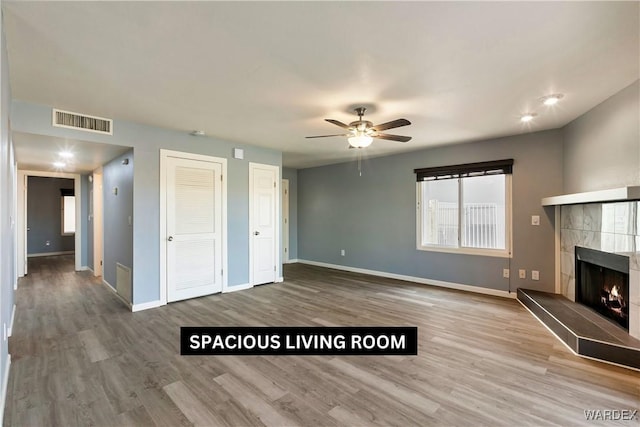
213,373,295,427
4,255,639,426
163,380,224,427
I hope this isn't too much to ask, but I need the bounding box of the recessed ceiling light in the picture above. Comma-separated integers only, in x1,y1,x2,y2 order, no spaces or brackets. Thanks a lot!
520,113,537,123
541,94,564,106
53,161,66,168
59,151,74,158
190,130,206,136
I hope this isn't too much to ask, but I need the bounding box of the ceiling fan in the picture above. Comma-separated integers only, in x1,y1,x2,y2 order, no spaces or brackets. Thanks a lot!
306,107,412,148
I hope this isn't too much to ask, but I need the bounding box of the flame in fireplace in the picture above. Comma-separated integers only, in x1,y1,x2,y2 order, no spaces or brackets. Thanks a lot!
611,285,619,298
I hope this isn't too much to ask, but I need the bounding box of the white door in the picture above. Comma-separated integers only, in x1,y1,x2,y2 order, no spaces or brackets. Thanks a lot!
250,163,279,286
166,156,223,302
282,179,289,263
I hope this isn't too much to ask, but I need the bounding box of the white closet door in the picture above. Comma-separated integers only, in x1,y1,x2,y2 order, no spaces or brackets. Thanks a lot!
166,157,222,302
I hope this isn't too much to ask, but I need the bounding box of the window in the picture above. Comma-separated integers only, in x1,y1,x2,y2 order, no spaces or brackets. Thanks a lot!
415,160,512,257
61,189,75,235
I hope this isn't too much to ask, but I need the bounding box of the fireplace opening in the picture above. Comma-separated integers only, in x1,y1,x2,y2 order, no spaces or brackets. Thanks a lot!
575,246,629,330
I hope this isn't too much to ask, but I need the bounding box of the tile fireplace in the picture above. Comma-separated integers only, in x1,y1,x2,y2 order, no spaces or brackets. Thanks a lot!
559,201,639,340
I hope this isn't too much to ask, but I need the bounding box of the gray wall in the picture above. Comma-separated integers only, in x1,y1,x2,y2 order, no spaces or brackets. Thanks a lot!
298,130,564,293
12,101,282,305
283,167,298,260
563,80,640,193
102,150,134,288
26,176,74,255
0,11,16,414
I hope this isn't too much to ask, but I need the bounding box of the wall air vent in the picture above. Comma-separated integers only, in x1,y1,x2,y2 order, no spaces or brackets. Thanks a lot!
52,108,113,135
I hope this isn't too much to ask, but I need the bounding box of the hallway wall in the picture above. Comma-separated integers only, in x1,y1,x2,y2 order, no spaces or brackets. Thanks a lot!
0,6,16,421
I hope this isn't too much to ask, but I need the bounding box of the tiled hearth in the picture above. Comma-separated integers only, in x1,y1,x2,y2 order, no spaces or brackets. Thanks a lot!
518,288,640,370
560,202,640,339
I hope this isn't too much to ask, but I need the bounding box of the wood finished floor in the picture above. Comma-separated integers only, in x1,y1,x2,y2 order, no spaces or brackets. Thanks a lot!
4,256,639,426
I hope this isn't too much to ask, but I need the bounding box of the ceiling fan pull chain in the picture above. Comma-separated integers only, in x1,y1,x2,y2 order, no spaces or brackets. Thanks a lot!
358,154,362,176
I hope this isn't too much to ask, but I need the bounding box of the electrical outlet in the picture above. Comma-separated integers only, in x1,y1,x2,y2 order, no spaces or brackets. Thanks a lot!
340,249,345,256
519,269,526,279
531,215,540,226
532,270,540,281
45,240,50,246
503,269,510,278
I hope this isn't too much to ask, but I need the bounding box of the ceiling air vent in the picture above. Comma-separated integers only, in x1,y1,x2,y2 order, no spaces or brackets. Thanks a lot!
52,108,113,135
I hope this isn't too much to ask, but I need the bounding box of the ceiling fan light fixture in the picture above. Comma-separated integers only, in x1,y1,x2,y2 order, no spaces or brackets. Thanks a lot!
348,134,373,148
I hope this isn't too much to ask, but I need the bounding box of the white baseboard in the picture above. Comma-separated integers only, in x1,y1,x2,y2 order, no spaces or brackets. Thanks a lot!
0,354,11,426
275,276,284,283
284,258,299,264
13,280,17,291
297,259,517,299
8,305,16,337
102,279,116,291
102,279,133,310
27,251,74,258
223,283,252,293
132,300,163,312
78,266,89,271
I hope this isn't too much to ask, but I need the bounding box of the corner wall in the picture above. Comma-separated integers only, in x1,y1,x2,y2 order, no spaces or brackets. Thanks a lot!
562,80,640,193
102,150,133,289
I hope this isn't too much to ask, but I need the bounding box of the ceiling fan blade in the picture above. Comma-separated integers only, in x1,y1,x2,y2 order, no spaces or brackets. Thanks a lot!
305,134,350,139
325,119,352,129
372,118,411,132
374,133,412,143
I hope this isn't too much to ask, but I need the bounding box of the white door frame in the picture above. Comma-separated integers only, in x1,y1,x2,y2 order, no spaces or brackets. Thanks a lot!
159,149,228,305
92,168,103,277
282,178,289,263
17,170,82,276
249,162,280,286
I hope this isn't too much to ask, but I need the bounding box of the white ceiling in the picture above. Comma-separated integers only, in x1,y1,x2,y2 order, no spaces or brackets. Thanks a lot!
3,1,639,169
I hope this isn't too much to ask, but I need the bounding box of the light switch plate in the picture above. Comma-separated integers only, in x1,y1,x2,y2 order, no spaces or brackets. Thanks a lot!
531,215,540,226
233,148,244,159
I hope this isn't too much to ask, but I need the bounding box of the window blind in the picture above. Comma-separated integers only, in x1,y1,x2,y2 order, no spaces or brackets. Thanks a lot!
414,159,513,181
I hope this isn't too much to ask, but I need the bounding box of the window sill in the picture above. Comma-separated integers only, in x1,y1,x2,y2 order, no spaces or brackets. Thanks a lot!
417,245,511,258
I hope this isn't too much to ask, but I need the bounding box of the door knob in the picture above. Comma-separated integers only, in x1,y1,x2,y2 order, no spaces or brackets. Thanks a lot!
254,231,260,236
168,236,174,241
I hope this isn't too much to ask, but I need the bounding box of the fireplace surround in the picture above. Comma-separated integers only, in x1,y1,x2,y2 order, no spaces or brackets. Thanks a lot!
558,202,639,340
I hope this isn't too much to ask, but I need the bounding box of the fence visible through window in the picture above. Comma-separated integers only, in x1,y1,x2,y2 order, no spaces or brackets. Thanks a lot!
425,201,503,249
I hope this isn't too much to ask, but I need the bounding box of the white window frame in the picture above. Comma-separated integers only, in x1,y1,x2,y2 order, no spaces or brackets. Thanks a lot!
416,174,512,258
61,194,76,236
